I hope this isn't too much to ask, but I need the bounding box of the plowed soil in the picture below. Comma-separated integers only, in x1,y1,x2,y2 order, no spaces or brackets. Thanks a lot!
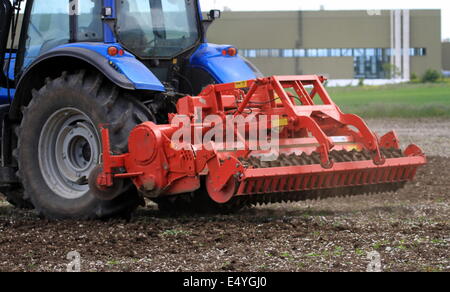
0,118,448,272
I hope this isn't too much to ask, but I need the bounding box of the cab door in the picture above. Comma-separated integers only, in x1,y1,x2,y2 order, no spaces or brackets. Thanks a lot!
18,0,71,71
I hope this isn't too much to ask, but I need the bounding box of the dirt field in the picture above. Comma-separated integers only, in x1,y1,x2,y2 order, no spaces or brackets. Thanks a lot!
0,118,448,272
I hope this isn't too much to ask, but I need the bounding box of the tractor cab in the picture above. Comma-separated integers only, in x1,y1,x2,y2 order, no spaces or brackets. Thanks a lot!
116,0,201,59
1,0,240,97
19,0,206,79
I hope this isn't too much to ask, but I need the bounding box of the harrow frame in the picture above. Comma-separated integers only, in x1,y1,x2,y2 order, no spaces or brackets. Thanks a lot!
91,75,426,204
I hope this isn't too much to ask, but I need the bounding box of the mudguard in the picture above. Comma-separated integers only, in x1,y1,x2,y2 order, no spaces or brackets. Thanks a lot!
20,43,165,92
9,43,165,120
189,43,263,84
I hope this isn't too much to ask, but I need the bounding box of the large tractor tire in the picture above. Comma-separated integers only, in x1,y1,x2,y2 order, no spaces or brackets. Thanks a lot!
17,70,153,220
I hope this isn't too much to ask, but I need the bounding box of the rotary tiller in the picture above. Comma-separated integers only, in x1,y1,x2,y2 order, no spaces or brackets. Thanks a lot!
90,75,426,205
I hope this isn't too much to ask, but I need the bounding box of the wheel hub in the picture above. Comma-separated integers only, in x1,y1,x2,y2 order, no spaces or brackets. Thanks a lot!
39,108,100,199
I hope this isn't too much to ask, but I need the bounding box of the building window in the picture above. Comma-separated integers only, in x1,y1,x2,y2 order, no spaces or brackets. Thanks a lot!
410,48,427,56
240,47,426,79
282,49,294,57
293,49,305,57
353,48,390,79
241,47,426,59
317,49,328,57
365,48,376,57
354,49,364,57
259,49,270,57
331,49,341,57
341,49,353,57
307,49,318,57
270,49,281,57
247,49,257,58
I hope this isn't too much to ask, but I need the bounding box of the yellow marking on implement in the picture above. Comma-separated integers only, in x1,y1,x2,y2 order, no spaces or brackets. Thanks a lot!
345,145,362,152
274,93,282,104
235,81,248,89
273,117,289,127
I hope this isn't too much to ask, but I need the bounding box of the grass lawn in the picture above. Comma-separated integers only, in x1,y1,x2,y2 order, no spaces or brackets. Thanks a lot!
325,81,450,118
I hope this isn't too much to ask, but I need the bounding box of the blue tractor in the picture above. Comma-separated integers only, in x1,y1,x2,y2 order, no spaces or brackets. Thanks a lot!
0,0,262,219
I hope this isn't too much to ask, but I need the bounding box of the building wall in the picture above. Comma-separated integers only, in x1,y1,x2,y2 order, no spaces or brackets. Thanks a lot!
207,11,301,49
300,11,391,49
409,10,442,77
207,10,442,79
298,58,355,79
443,43,450,71
249,57,354,79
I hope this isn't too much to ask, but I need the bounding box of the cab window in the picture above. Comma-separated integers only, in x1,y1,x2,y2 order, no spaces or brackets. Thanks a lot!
117,0,200,58
76,0,103,41
23,0,70,69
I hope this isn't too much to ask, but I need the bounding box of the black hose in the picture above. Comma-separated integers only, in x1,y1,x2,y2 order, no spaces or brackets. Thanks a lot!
173,70,194,96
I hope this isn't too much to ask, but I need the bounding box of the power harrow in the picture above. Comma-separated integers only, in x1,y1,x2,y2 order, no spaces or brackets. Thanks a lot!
89,75,426,209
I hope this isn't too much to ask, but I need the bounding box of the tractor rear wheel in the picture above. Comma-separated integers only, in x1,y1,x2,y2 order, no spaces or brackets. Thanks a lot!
17,70,153,220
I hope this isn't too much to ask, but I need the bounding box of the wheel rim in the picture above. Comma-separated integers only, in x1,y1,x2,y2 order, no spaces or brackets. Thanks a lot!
38,108,100,199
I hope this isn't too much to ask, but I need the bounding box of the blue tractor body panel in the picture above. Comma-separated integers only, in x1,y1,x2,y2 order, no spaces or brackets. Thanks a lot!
190,43,259,84
103,0,117,43
0,52,15,104
25,43,166,92
3,42,260,104
4,52,15,79
57,43,166,92
0,87,14,104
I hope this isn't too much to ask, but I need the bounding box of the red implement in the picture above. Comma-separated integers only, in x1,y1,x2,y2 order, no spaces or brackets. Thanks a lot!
92,75,426,205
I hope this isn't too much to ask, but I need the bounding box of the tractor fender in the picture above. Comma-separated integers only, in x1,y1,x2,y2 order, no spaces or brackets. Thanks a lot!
189,43,263,84
10,43,165,120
